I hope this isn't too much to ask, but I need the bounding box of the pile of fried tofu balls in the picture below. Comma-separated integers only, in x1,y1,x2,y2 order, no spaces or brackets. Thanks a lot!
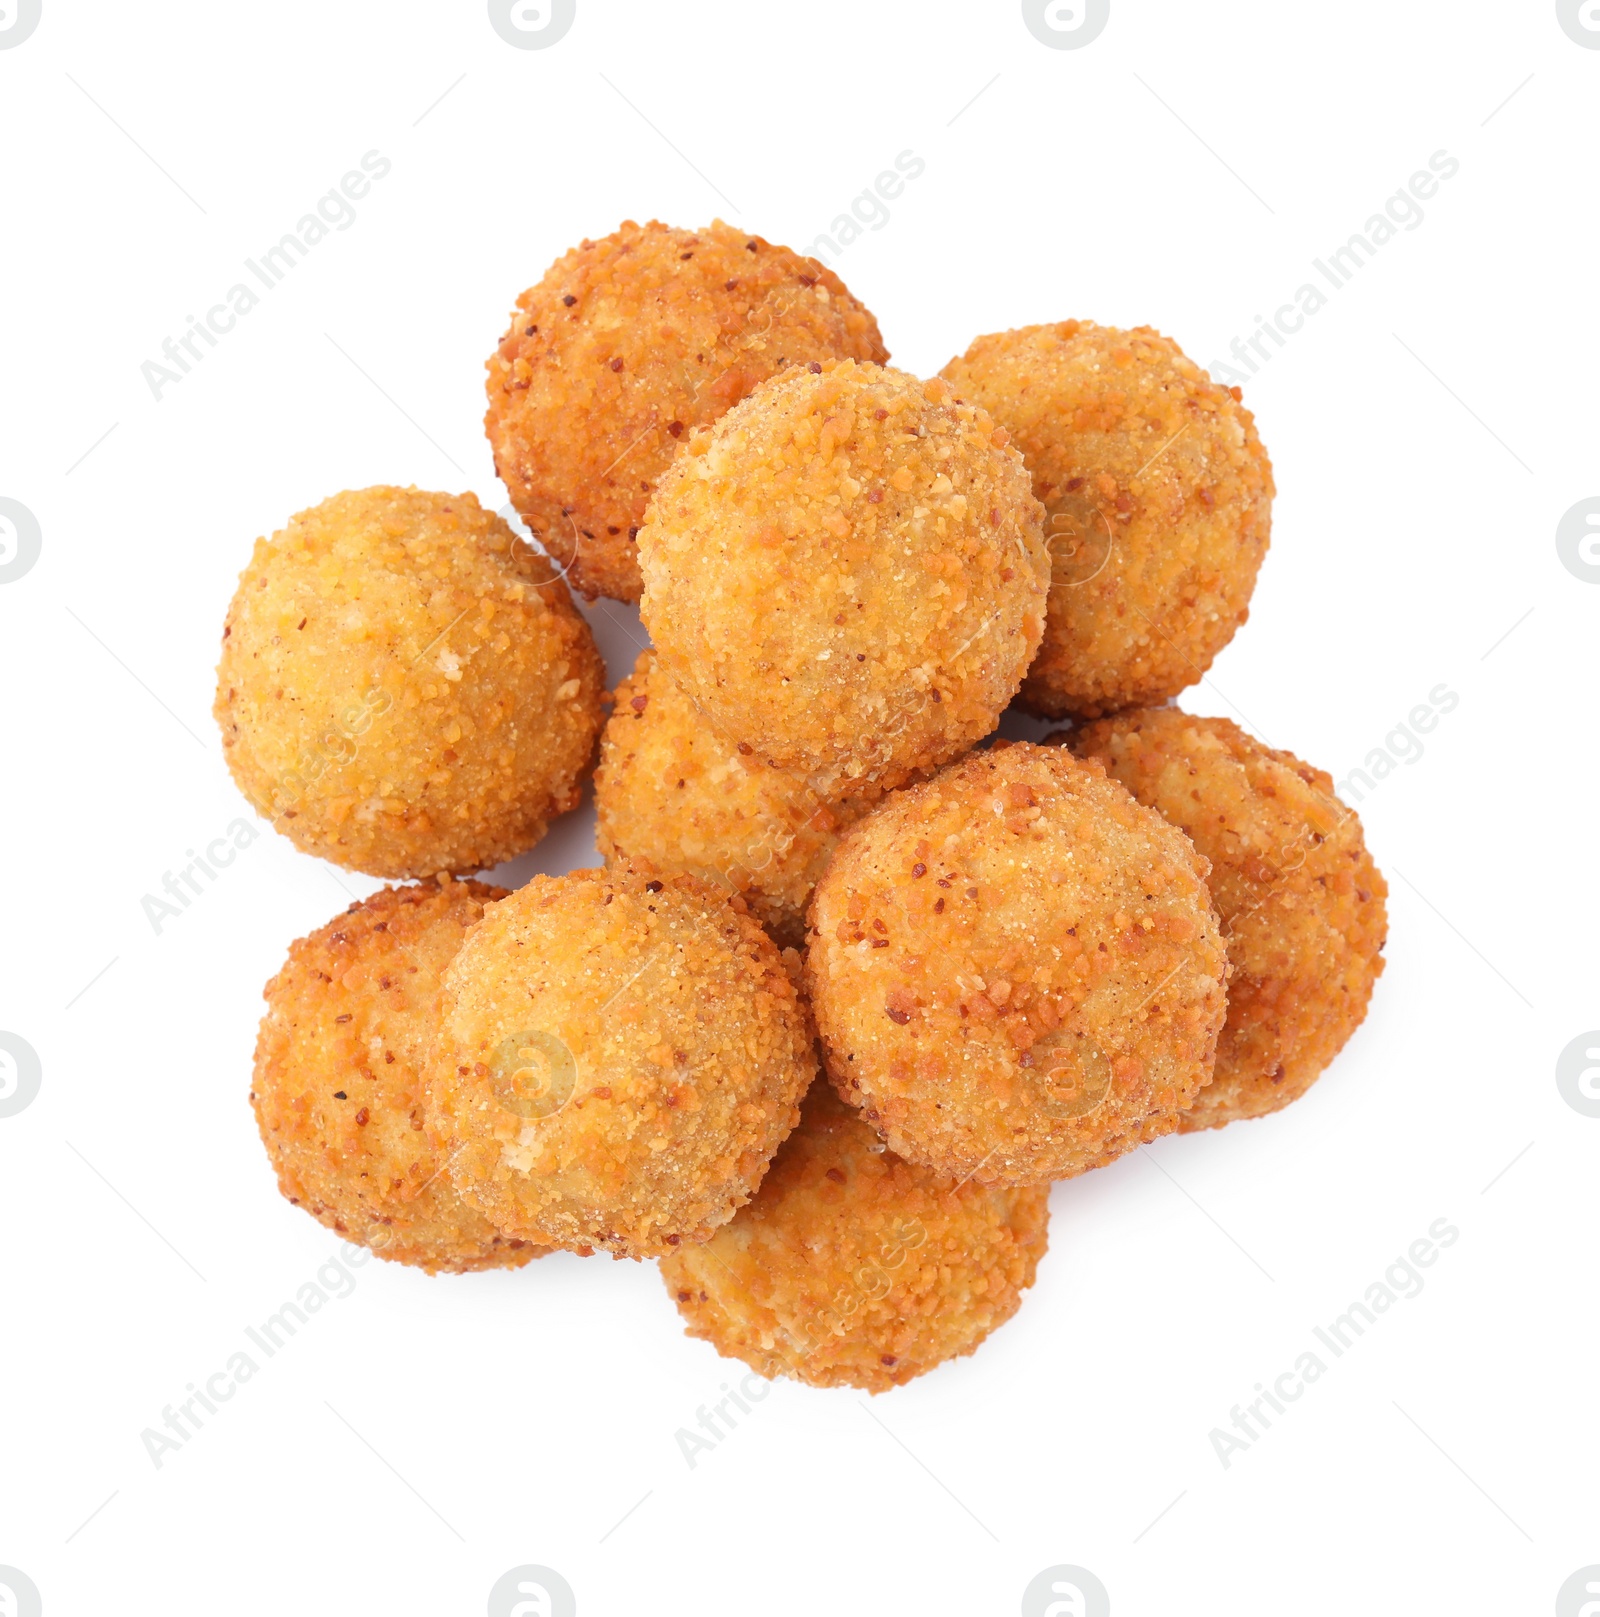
217,220,1386,1394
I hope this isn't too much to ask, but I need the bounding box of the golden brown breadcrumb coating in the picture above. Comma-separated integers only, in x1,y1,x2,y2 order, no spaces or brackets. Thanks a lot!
215,487,606,879
807,743,1227,1184
485,219,888,601
594,649,872,948
940,322,1273,718
639,361,1048,798
251,881,543,1274
428,869,815,1259
661,1083,1049,1392
1068,709,1387,1130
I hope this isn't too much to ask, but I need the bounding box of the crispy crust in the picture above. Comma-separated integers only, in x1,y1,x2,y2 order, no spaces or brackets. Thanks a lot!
215,486,606,879
485,219,888,601
1068,709,1387,1129
940,322,1273,718
638,361,1049,798
806,743,1228,1184
593,649,872,948
427,868,815,1258
251,881,544,1274
661,1083,1049,1392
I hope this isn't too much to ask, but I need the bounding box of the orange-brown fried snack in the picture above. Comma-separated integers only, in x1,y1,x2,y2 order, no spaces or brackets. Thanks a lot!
941,322,1272,718
215,487,605,878
807,743,1228,1184
428,869,815,1258
661,1083,1049,1392
252,881,543,1273
485,219,888,601
639,361,1048,799
594,650,871,948
1069,708,1387,1129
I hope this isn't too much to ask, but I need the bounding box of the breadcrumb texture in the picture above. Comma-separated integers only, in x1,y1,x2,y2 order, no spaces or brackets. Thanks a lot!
639,361,1049,797
215,487,606,878
485,219,888,601
807,743,1227,1184
941,322,1273,718
661,1083,1049,1392
429,869,815,1258
1069,709,1387,1130
594,650,872,948
251,881,543,1274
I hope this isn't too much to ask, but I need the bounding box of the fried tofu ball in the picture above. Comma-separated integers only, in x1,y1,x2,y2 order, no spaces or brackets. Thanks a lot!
1069,709,1387,1130
485,220,888,601
807,743,1228,1185
251,881,543,1274
215,487,606,879
661,1083,1049,1392
639,362,1049,798
594,649,872,948
940,322,1273,719
428,869,815,1259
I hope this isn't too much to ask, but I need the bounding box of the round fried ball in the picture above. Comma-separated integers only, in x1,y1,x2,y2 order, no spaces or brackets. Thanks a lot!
807,742,1228,1185
940,322,1273,719
485,219,888,602
661,1083,1049,1392
215,487,606,879
428,868,815,1259
594,649,872,948
638,362,1049,798
1069,709,1387,1130
251,880,542,1274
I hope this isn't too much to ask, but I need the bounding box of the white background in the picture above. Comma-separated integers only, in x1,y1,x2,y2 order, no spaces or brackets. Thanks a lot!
1,2,1595,1613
